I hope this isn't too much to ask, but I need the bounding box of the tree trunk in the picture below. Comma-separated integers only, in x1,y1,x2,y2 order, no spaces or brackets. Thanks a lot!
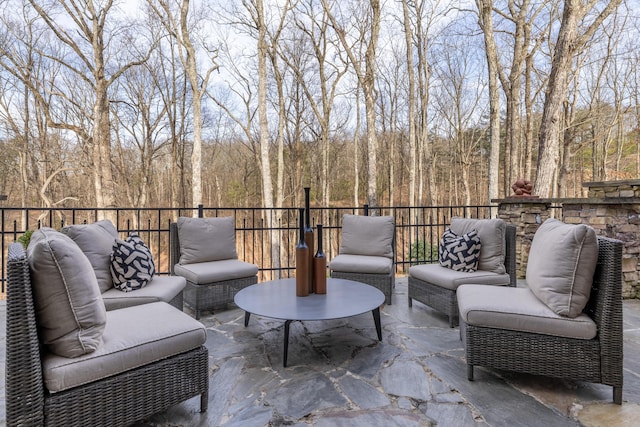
364,0,381,209
402,0,417,208
476,0,501,202
179,0,202,209
535,0,622,197
93,79,116,218
534,1,578,197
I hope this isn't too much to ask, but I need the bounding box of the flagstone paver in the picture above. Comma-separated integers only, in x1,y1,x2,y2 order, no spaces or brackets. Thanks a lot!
1,279,639,426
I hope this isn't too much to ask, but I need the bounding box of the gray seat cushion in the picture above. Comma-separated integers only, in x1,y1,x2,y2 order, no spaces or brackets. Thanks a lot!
61,220,119,293
458,284,597,340
27,228,106,358
101,275,186,310
450,217,506,274
409,263,511,290
42,302,206,393
177,216,238,264
174,259,259,284
329,254,393,275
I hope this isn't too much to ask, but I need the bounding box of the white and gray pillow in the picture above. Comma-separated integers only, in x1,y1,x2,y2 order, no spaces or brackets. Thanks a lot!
450,217,506,274
111,233,156,292
438,229,482,272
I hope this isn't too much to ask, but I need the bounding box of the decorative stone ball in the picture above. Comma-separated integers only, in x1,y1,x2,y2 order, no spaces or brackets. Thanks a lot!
511,179,534,197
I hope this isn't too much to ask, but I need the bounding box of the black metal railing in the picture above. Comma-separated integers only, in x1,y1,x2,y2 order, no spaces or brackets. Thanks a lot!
1,204,496,294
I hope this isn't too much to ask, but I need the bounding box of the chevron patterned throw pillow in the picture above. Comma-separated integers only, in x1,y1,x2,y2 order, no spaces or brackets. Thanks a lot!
110,233,156,292
438,229,482,272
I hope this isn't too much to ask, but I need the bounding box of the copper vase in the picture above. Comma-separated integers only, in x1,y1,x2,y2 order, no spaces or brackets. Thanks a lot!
304,187,314,293
295,208,309,297
313,224,327,294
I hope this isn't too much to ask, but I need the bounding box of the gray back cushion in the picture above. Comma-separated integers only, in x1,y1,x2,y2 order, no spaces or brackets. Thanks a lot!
61,220,118,293
526,218,598,318
177,216,238,264
28,228,106,358
339,214,395,259
450,217,506,274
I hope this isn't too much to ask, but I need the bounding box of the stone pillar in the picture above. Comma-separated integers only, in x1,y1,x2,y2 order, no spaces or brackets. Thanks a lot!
496,199,553,279
495,180,640,298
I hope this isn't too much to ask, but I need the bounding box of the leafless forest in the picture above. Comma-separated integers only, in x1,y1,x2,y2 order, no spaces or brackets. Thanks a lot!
0,0,638,215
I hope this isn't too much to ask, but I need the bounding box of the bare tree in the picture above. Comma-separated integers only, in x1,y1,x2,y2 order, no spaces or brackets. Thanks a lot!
476,0,552,198
402,0,417,208
432,39,487,205
323,0,381,209
147,0,219,210
112,56,170,211
285,0,349,210
21,0,153,217
410,0,440,206
534,0,622,197
147,19,191,209
475,0,501,202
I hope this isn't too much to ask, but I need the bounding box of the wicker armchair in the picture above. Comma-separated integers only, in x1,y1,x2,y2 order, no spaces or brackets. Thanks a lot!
170,218,258,319
329,214,395,305
459,235,623,405
5,243,209,427
408,220,516,327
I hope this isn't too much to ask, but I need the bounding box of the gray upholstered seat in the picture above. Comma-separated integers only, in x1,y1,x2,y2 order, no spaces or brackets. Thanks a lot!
171,217,258,319
329,214,395,305
43,302,206,393
101,275,186,310
410,263,511,290
408,218,516,327
458,285,597,340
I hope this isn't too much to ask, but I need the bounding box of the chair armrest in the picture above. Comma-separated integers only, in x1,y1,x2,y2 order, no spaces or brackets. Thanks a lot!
170,222,180,274
504,224,517,287
6,243,46,426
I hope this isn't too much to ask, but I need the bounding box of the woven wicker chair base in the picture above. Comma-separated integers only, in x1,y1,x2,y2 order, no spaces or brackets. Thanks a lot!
330,271,393,305
408,275,458,327
184,275,258,319
461,321,622,404
169,291,184,310
43,347,209,427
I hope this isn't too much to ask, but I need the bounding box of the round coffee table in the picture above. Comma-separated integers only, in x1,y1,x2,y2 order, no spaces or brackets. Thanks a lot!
234,278,385,366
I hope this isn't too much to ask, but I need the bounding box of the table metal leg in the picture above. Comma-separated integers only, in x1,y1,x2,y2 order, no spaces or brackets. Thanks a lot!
283,320,293,367
244,311,251,327
372,308,382,341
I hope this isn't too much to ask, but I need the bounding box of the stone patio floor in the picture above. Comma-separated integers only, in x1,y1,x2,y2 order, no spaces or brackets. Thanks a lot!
2,277,640,426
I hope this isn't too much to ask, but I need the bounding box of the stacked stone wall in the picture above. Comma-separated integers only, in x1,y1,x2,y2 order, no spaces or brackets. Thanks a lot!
496,180,640,299
496,202,552,279
562,203,640,298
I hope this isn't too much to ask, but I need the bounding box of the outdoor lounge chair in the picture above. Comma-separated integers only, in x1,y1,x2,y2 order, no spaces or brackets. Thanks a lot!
329,214,395,305
408,218,516,327
170,216,259,319
5,236,209,427
458,219,623,404
62,219,186,310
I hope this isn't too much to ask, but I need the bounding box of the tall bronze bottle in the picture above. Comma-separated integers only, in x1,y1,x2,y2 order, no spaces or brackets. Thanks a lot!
313,224,327,294
304,187,314,293
295,207,309,297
